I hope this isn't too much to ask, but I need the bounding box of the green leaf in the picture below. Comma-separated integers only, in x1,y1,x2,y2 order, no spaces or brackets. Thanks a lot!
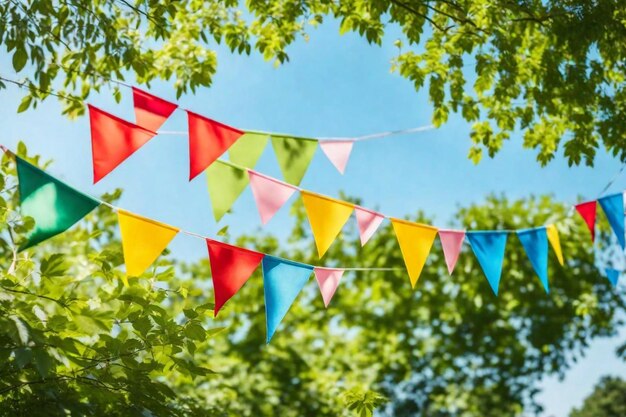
17,95,32,113
40,254,70,278
132,316,153,337
183,308,198,319
12,46,28,72
184,322,206,341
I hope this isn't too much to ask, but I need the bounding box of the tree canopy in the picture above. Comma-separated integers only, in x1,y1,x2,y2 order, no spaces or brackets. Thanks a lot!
2,0,626,166
569,376,626,417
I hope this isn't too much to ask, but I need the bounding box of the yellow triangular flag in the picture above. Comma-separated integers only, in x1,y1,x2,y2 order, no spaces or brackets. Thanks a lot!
391,219,438,288
118,209,179,277
546,224,564,266
301,192,354,258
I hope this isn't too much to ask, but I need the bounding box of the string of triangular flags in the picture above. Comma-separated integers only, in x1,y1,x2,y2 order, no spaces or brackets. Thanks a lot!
4,148,623,342
87,87,434,184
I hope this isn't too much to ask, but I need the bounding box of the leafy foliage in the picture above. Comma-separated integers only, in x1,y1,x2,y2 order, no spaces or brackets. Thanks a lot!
569,376,626,417
2,0,626,166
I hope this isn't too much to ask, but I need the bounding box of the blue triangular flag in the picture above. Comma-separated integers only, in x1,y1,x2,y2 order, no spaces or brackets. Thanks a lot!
598,193,625,249
605,268,620,287
467,231,509,296
517,227,549,293
262,255,313,343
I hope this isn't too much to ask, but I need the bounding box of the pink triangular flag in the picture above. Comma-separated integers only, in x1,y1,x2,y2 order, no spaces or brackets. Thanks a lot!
355,206,385,246
248,170,297,225
314,267,344,307
319,140,355,174
438,229,465,275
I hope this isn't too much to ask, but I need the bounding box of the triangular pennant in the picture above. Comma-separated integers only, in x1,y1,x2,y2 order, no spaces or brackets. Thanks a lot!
517,227,549,293
118,209,179,277
262,256,313,343
206,161,250,222
598,193,625,249
16,157,100,251
248,170,297,225
354,206,385,246
390,219,438,288
313,268,344,307
301,192,354,258
575,201,597,242
271,135,318,185
228,132,269,169
438,229,465,275
545,224,564,266
132,87,178,132
187,111,244,180
207,239,264,316
605,268,621,287
466,231,508,296
319,140,354,174
88,105,156,183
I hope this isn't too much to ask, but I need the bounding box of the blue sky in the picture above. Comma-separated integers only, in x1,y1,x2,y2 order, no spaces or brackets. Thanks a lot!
1,18,625,417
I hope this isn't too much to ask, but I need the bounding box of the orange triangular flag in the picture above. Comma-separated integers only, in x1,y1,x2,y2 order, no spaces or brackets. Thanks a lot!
187,111,244,180
391,219,438,288
132,87,178,132
88,105,156,183
301,192,354,258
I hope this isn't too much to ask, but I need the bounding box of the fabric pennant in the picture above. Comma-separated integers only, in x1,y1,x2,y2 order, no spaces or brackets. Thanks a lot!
319,140,354,174
248,170,297,225
228,132,269,169
207,239,264,316
262,256,313,343
391,219,438,288
517,227,549,293
188,111,244,180
206,161,250,222
598,193,625,249
301,192,354,258
88,105,156,183
354,206,385,246
466,231,508,296
16,157,101,251
314,268,344,307
118,210,179,277
271,136,318,185
438,229,465,275
132,87,178,132
605,268,621,287
575,201,597,242
545,224,564,266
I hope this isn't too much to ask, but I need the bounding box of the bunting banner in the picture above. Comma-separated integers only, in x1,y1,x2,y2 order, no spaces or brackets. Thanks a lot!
262,256,313,343
319,140,354,174
248,170,297,225
206,161,250,222
118,209,179,277
228,132,269,169
187,111,244,180
354,207,385,246
301,192,354,258
438,229,465,275
575,201,597,242
598,193,625,249
466,231,508,296
545,224,564,266
517,227,549,293
314,267,344,307
391,219,438,288
132,87,178,132
207,239,264,316
16,157,100,250
271,135,318,186
88,105,156,183
605,268,621,287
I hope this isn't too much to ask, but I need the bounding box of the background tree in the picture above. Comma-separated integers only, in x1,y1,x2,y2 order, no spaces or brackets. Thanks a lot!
2,0,626,166
569,376,626,417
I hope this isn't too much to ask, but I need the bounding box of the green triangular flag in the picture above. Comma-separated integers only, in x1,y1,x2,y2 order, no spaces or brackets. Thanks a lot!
228,132,269,169
206,160,250,222
271,135,318,186
16,157,101,251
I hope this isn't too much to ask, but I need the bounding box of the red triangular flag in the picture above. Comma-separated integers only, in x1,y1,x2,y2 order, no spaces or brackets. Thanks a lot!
575,201,597,241
88,105,156,183
187,111,244,180
132,87,178,132
207,239,264,316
